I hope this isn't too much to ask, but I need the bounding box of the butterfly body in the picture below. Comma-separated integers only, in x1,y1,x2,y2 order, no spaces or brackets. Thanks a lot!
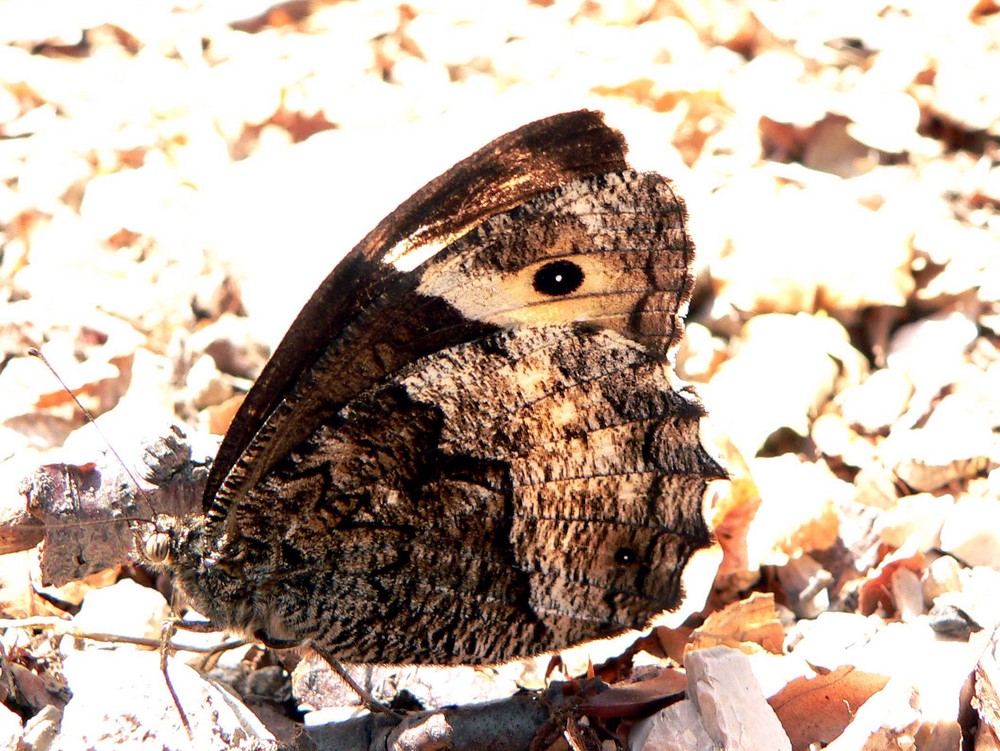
151,112,725,665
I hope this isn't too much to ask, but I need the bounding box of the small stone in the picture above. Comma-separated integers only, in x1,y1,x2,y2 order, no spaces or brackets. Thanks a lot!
853,461,902,509
186,313,270,380
874,493,953,551
20,704,60,750
70,579,170,645
921,360,1000,450
922,555,962,604
928,604,982,640
884,427,994,493
79,160,196,239
812,413,876,468
940,496,1000,568
55,650,274,750
837,368,913,435
685,647,791,751
186,354,235,410
891,566,924,622
791,612,881,669
950,567,1000,635
777,554,832,619
887,311,979,427
0,702,23,750
629,700,714,751
701,314,861,458
846,91,922,155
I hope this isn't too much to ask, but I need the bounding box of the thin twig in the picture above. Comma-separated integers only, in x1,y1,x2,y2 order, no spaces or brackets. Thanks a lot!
0,617,246,655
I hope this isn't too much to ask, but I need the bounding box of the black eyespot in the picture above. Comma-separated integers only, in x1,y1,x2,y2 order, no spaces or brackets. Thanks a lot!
614,547,638,565
533,260,584,296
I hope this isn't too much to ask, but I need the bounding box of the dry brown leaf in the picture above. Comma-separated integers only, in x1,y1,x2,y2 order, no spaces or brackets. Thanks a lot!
708,434,760,574
970,0,1000,23
769,666,890,751
706,437,762,607
974,627,1000,743
645,624,695,665
858,549,925,617
0,550,63,619
687,592,784,656
207,393,246,436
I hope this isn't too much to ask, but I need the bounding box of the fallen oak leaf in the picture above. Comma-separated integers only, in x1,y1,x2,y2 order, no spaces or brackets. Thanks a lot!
687,592,784,656
585,623,696,684
705,435,762,608
768,665,890,750
708,434,760,578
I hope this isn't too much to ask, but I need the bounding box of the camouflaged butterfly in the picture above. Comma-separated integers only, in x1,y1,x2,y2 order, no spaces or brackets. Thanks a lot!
143,110,726,664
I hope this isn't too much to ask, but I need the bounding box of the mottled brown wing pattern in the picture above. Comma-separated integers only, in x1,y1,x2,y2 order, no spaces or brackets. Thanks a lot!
163,112,725,666
209,325,719,664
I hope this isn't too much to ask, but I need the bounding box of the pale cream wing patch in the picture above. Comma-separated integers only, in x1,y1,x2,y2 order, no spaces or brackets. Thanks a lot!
412,170,693,350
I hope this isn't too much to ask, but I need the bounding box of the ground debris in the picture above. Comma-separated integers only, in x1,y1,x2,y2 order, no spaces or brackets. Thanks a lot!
2,2,999,749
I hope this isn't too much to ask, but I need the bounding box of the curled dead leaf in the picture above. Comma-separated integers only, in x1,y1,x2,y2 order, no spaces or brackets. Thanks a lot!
579,669,687,720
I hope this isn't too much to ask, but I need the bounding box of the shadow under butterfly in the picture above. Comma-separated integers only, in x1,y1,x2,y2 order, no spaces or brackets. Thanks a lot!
137,109,727,666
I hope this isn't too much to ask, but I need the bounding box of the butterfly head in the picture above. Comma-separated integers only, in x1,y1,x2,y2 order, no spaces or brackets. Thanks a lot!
143,527,172,565
135,515,206,573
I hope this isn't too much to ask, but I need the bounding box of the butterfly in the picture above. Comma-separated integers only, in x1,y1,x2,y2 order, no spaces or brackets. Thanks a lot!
143,110,726,665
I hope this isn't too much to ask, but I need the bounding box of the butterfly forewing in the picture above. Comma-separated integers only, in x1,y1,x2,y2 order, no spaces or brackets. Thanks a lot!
204,110,630,524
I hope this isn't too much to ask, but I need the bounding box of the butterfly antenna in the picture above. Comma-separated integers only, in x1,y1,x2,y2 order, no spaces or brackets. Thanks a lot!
28,348,162,536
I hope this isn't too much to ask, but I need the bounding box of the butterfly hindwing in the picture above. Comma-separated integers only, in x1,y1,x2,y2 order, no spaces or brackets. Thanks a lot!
222,323,717,663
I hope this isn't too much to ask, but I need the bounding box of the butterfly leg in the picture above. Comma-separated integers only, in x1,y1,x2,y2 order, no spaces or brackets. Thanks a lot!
247,629,402,718
159,617,193,738
311,644,403,719
251,629,301,650
176,617,225,633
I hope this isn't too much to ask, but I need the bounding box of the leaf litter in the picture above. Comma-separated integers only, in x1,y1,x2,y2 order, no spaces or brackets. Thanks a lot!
2,1,1000,749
